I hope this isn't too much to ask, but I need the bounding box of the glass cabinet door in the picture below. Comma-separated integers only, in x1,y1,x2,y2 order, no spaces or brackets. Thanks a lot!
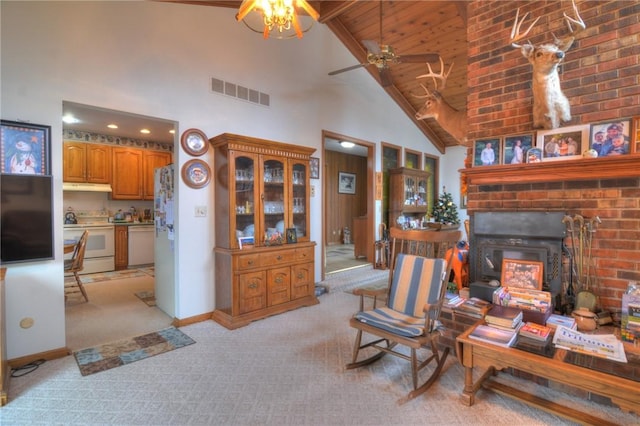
262,158,285,245
404,176,416,206
290,161,308,241
234,155,256,248
416,177,427,207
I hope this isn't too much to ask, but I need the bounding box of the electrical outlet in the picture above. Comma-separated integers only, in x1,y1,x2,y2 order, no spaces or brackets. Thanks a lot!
311,185,316,197
195,206,207,217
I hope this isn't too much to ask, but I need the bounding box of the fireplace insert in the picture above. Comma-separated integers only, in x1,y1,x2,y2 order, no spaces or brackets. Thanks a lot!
469,211,566,297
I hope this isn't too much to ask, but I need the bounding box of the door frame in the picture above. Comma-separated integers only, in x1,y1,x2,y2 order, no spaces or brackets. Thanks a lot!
320,130,376,282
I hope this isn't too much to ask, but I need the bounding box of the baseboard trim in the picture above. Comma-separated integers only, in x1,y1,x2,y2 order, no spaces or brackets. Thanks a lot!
172,312,213,327
8,347,70,369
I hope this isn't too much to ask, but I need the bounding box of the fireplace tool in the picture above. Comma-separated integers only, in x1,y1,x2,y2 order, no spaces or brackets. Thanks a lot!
563,214,600,312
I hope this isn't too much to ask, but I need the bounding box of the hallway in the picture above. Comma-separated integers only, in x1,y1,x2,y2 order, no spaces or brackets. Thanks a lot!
325,243,370,274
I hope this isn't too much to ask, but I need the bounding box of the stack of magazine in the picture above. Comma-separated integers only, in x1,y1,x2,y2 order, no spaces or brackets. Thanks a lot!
468,324,518,348
455,297,492,318
485,305,523,331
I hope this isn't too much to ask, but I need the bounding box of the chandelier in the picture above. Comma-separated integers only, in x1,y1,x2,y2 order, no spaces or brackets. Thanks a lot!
237,0,319,39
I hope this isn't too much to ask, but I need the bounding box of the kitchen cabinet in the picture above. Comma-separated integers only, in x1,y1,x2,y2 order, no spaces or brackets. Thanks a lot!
114,225,128,270
63,142,111,183
112,148,172,200
210,133,317,330
143,151,172,200
389,167,430,229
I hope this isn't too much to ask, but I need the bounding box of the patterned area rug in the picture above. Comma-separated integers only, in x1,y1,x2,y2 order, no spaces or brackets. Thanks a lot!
73,327,195,376
65,267,155,284
134,291,156,307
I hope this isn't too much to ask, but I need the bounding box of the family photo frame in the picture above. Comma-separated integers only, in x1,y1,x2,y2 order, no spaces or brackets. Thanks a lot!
500,258,544,290
503,134,533,165
589,118,633,157
536,124,589,161
1,120,51,175
472,138,501,166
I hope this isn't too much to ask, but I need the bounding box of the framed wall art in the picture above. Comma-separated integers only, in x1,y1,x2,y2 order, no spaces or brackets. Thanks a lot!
503,134,533,165
338,171,356,194
181,159,211,189
309,156,319,179
180,128,209,156
536,124,588,161
589,118,632,157
1,120,51,175
472,138,501,166
501,259,544,290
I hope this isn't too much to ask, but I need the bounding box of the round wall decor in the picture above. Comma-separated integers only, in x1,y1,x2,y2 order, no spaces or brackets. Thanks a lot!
180,128,209,156
182,159,211,189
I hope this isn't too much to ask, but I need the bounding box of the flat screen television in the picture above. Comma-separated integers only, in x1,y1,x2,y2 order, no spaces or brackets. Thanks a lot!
1,174,54,264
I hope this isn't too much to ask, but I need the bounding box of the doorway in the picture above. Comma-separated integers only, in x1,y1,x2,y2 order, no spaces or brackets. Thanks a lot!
321,131,376,280
62,101,177,350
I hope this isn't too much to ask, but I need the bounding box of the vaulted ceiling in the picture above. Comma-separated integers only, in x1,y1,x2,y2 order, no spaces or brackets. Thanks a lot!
167,1,468,153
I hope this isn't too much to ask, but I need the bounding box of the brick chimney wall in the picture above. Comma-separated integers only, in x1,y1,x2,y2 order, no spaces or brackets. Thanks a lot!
465,1,640,311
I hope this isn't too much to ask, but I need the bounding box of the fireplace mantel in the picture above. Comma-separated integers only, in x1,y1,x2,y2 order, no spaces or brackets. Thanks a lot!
461,155,640,186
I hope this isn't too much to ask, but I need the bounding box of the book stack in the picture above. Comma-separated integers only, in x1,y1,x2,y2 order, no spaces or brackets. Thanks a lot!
545,314,577,331
485,305,523,331
444,292,465,309
493,287,552,324
468,324,518,348
455,297,492,318
519,321,552,343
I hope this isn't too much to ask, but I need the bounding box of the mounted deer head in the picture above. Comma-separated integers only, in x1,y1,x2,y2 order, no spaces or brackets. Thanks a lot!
414,57,468,145
511,0,585,129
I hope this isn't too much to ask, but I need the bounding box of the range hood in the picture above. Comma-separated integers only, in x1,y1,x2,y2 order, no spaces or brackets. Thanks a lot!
63,182,112,192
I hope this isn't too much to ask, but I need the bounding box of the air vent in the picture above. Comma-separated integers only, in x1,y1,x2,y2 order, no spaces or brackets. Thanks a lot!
211,77,270,107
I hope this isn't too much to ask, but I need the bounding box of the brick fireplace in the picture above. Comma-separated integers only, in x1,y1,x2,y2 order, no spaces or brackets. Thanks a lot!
462,1,640,312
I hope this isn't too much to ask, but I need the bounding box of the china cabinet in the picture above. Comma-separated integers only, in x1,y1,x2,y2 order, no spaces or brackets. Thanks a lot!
63,142,111,183
210,133,317,329
389,167,430,229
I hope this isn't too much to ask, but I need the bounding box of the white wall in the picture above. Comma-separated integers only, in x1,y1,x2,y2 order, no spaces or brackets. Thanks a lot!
1,1,463,358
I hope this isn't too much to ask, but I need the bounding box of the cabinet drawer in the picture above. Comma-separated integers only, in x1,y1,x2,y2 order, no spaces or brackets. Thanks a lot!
295,247,314,261
237,253,261,270
261,250,296,267
267,267,291,307
238,271,266,314
291,262,314,300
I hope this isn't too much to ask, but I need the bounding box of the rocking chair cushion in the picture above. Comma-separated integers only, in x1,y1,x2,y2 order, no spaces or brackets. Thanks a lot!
354,254,448,337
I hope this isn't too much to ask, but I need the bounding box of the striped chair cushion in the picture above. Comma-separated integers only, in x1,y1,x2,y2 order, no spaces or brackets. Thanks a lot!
354,254,447,337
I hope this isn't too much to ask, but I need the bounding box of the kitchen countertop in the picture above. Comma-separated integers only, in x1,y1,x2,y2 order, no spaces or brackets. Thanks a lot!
113,221,154,226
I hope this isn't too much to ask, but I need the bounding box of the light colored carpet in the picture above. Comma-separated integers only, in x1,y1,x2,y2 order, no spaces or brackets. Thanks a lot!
3,267,637,425
326,243,371,274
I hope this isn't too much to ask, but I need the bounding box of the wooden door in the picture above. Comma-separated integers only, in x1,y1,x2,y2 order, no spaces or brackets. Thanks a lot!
112,148,143,199
143,151,171,200
114,226,128,270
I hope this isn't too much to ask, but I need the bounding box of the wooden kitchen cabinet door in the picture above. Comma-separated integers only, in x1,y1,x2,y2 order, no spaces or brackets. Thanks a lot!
112,148,143,199
63,142,111,183
143,151,172,200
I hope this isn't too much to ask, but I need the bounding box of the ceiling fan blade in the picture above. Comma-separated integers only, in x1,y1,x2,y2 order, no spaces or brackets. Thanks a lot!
328,63,367,76
396,53,440,63
362,39,381,54
379,67,393,87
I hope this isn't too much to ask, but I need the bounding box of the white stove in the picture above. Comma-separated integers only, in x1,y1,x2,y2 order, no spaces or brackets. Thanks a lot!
63,210,115,274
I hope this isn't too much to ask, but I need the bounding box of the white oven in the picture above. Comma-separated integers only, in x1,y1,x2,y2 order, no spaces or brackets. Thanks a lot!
63,224,115,274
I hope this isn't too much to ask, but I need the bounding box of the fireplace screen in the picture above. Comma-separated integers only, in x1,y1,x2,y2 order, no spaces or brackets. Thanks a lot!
470,212,566,297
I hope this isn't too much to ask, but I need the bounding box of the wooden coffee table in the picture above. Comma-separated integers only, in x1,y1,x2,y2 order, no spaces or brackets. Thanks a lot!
456,322,640,425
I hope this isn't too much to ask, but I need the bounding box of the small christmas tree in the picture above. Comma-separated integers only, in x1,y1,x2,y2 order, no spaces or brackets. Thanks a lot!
431,186,460,224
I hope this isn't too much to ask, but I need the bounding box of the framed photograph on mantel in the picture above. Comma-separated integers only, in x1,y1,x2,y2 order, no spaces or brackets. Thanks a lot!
338,171,356,194
503,134,533,165
536,124,588,161
473,138,501,166
589,118,632,157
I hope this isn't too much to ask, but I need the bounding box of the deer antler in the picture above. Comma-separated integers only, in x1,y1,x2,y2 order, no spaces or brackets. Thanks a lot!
563,0,586,34
510,7,540,48
415,56,454,92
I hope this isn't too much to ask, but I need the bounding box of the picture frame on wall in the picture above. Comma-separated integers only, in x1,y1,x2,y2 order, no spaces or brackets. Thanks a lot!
472,138,501,166
309,156,320,179
338,171,356,194
536,124,588,161
503,134,533,165
589,118,632,157
1,120,51,175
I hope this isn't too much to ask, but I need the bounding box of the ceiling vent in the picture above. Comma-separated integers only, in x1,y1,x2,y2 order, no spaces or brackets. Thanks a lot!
211,77,270,107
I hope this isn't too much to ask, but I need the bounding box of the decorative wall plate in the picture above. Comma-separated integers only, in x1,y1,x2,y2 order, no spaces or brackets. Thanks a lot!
180,128,209,156
181,159,211,189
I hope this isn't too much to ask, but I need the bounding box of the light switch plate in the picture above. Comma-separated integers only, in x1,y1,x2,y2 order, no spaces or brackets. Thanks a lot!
195,206,207,217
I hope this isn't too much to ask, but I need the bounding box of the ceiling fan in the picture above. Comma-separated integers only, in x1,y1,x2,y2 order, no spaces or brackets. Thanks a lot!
328,2,439,87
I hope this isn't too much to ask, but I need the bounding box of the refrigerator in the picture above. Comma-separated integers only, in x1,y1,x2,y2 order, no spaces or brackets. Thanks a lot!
154,164,175,317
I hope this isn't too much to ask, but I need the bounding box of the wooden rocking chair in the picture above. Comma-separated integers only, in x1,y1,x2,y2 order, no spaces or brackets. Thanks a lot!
347,227,461,404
